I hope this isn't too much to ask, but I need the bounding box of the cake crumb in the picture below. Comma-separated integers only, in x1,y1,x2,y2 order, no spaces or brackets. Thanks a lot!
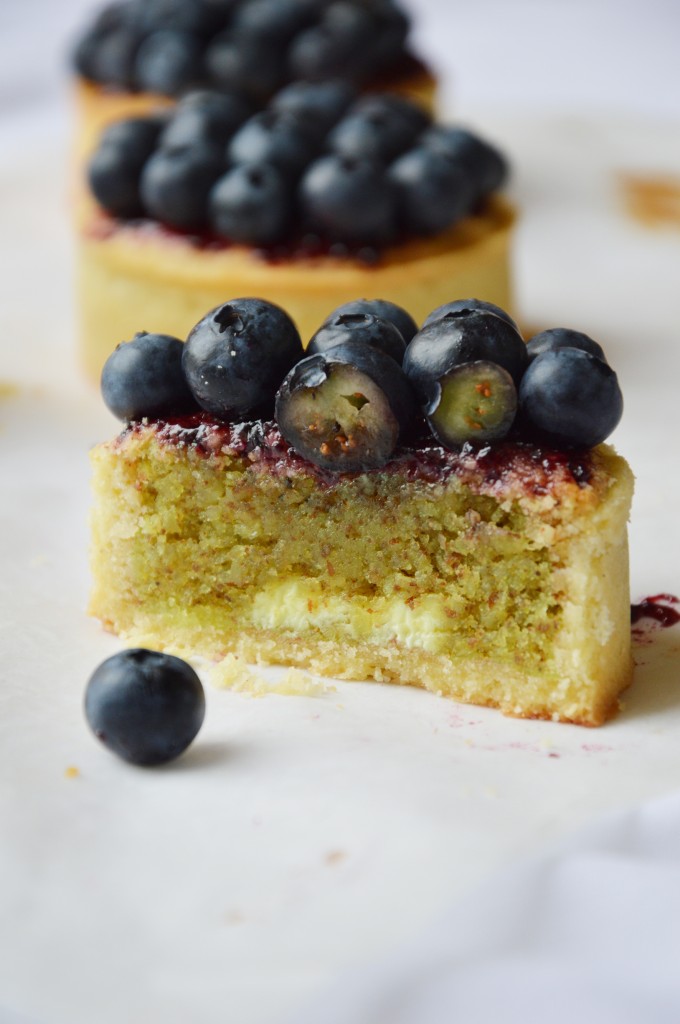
210,656,333,697
223,909,245,926
324,849,348,866
64,765,80,779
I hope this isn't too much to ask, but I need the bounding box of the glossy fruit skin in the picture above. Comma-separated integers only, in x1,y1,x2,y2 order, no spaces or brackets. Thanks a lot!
232,0,316,43
140,144,224,230
518,348,623,448
134,29,204,96
88,116,163,218
287,7,377,83
404,309,529,411
271,80,356,139
183,298,303,419
526,327,606,364
227,110,317,179
307,312,406,363
159,90,252,150
388,146,476,235
275,340,417,472
205,31,285,101
84,649,205,767
423,298,520,336
210,163,292,244
325,298,418,346
101,332,197,421
329,94,430,165
300,154,396,244
422,126,509,198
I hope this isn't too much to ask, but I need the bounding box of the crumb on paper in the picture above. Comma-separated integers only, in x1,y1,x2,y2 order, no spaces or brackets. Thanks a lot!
538,737,553,750
64,765,80,779
324,849,348,866
210,654,334,697
223,909,245,926
0,381,19,398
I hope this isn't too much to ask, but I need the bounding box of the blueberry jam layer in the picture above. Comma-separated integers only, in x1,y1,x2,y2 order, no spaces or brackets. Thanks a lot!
119,412,595,499
83,200,503,267
631,594,680,628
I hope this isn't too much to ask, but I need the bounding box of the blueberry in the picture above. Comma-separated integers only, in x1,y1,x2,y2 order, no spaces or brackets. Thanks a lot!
133,30,204,96
88,116,164,218
205,31,285,101
287,4,379,83
231,0,316,42
227,110,318,179
389,146,476,236
271,80,356,138
300,154,396,245
84,649,205,767
134,0,223,36
370,0,410,66
427,360,517,448
422,127,509,198
308,312,406,363
140,144,225,229
276,340,417,472
101,332,197,421
159,90,252,150
329,93,430,164
209,163,292,244
72,2,137,80
99,114,165,160
183,298,304,419
325,299,418,346
518,348,623,448
82,25,142,89
423,299,520,336
403,310,528,411
526,328,606,364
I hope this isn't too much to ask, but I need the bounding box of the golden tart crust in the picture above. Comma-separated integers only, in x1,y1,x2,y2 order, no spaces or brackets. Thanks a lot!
76,194,515,381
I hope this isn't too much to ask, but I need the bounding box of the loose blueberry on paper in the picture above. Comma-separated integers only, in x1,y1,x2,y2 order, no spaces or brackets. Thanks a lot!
84,649,205,766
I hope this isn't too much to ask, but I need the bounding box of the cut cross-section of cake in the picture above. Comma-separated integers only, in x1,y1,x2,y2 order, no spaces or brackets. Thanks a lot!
89,299,633,726
90,417,632,725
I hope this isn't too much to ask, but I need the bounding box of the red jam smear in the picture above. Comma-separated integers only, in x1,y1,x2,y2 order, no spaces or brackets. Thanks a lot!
124,412,594,498
630,594,680,628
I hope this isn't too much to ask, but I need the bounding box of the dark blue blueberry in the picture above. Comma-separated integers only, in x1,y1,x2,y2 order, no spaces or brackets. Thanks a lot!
101,332,197,421
423,299,520,335
371,0,410,66
84,649,205,767
209,163,292,244
300,154,396,244
159,90,252,150
140,144,225,229
134,0,224,36
231,0,316,42
422,127,509,198
88,117,163,218
83,25,142,89
389,146,476,235
526,328,606,364
99,114,166,160
133,30,204,96
325,298,418,346
518,348,623,448
205,31,285,101
182,298,303,418
403,310,528,411
308,312,406,363
227,110,317,178
287,4,378,83
427,360,517,449
329,93,430,164
275,340,417,472
271,80,357,139
72,2,137,80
